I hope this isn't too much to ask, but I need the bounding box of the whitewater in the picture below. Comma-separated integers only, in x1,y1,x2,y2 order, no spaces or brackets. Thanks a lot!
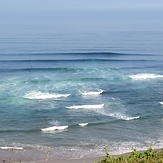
0,31,163,159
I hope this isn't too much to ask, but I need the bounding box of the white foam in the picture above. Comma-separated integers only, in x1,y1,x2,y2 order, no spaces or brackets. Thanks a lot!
111,114,140,121
78,123,88,127
24,91,71,100
97,110,140,121
0,147,23,150
159,102,163,105
129,73,163,80
66,104,104,109
49,120,60,126
122,116,140,121
81,90,103,96
41,125,68,132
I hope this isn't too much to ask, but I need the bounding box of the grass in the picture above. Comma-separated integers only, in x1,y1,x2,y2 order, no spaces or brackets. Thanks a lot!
95,147,163,163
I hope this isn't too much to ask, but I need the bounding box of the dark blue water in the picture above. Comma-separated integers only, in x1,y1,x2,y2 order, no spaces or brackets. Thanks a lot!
0,31,163,159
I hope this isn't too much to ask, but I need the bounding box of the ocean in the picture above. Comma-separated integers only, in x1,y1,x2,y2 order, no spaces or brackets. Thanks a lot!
0,31,163,159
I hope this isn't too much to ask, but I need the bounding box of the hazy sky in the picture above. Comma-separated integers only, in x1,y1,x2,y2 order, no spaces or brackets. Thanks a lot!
0,0,163,32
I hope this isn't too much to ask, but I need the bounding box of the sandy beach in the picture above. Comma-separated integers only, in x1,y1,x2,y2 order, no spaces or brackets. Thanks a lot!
0,148,103,163
23,157,102,163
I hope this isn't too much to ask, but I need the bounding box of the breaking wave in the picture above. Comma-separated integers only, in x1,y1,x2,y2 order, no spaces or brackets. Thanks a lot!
23,91,71,100
129,73,163,80
78,123,88,127
95,109,140,121
159,102,163,105
105,113,140,121
80,89,103,96
110,113,140,121
41,125,68,132
66,104,104,109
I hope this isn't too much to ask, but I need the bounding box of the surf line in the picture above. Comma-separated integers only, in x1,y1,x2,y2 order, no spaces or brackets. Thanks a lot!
24,91,71,100
66,104,104,109
41,125,68,132
41,123,89,132
81,90,103,96
78,123,88,127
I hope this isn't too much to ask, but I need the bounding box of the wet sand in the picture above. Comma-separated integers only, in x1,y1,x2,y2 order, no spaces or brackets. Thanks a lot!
0,148,103,163
23,157,102,163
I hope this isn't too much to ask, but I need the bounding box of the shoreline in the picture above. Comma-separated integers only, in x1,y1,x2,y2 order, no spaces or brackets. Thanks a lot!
0,148,104,163
23,157,103,163
0,147,162,163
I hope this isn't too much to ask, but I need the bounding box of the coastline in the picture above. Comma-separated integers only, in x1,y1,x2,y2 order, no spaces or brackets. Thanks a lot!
1,147,162,163
0,148,104,163
22,157,103,163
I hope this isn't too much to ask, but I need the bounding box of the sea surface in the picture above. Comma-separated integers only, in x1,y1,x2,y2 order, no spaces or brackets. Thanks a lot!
0,31,163,159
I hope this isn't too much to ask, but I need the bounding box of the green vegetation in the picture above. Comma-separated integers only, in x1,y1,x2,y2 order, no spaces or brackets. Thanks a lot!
95,147,163,163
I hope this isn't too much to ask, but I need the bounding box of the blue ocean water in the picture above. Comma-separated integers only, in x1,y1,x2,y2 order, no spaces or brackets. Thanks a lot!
0,31,163,159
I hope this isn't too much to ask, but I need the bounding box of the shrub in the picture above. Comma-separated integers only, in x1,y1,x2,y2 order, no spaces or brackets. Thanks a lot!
95,147,163,163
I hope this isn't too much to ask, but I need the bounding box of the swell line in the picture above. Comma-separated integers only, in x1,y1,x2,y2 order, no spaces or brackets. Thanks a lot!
0,67,118,73
0,51,128,56
0,67,84,73
0,59,150,63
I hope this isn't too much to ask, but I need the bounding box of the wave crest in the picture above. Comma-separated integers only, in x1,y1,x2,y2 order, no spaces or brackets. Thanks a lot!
24,91,71,100
78,123,88,127
80,90,103,96
66,104,104,109
159,102,163,105
41,125,68,132
129,73,163,80
107,113,140,121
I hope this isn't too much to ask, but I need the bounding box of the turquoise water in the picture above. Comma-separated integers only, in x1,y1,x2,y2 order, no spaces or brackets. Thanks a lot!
0,31,163,158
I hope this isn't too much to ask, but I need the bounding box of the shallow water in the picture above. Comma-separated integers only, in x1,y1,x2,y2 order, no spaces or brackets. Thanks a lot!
0,31,163,158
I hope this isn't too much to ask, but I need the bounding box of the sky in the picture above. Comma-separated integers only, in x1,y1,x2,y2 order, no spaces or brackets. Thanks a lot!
0,0,163,33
